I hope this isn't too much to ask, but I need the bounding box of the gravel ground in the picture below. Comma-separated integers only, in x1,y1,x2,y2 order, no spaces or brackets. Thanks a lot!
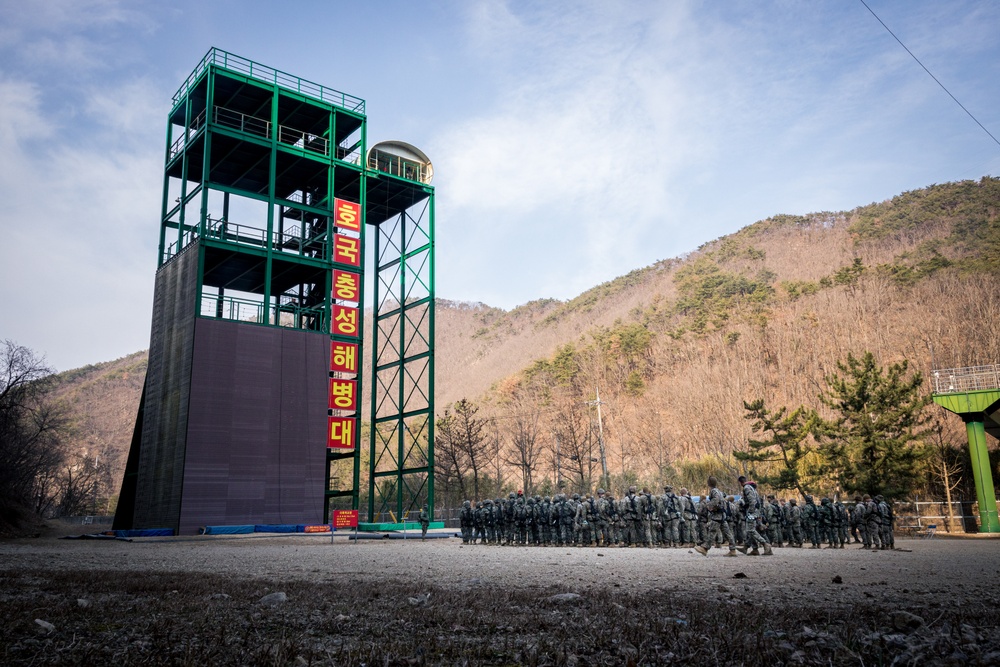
2,531,999,665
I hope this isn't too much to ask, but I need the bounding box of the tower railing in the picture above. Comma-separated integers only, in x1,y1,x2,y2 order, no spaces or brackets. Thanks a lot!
173,47,365,113
162,216,328,265
367,150,431,184
932,364,1000,394
168,105,357,164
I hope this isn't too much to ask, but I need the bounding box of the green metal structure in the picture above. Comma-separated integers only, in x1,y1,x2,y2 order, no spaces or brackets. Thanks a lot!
121,48,435,529
366,143,435,524
931,365,1000,533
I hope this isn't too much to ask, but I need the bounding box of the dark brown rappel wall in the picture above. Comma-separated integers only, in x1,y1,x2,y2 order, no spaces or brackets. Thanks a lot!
177,319,329,534
116,242,330,534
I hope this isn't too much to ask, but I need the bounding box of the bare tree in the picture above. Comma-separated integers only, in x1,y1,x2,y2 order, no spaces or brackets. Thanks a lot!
928,419,963,533
501,393,544,495
551,394,597,494
0,341,69,519
435,399,488,501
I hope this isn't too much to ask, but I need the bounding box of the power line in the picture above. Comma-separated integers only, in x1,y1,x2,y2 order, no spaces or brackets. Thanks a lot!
859,0,1000,149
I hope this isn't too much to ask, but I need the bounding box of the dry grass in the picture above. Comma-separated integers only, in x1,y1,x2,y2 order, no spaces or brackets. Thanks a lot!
3,560,999,666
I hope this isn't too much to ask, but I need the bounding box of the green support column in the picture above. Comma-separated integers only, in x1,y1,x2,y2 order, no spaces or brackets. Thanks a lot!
933,389,1000,533
964,418,1000,532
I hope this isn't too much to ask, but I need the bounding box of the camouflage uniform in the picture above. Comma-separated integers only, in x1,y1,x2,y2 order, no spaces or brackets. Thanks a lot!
834,500,848,547
539,497,552,545
623,488,642,546
739,481,772,555
877,496,894,549
459,500,474,544
473,501,486,544
605,493,621,545
786,498,803,547
503,493,517,545
556,494,575,545
802,495,821,548
571,494,585,545
863,495,882,549
484,499,498,544
818,498,834,547
418,505,430,540
765,496,783,547
640,490,657,547
851,497,868,547
583,495,600,546
661,486,683,547
529,496,542,545
696,481,738,556
513,497,528,545
680,489,698,546
726,496,742,546
595,490,613,546
696,496,709,546
549,496,561,545
524,497,537,544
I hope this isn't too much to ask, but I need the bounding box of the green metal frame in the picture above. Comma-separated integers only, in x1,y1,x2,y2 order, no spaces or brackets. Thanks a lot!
367,189,435,523
162,48,368,523
932,388,1000,533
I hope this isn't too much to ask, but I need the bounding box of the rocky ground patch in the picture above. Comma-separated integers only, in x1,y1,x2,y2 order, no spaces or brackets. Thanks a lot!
1,532,998,665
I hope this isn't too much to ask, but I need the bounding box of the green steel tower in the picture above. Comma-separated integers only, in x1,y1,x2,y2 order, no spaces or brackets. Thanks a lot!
114,48,434,534
931,364,1000,533
366,142,435,524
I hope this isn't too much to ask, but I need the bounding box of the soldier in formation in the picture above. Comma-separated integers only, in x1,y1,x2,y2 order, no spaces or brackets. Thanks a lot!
457,480,896,552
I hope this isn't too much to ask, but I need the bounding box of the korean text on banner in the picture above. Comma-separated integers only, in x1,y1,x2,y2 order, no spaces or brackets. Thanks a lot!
329,378,358,412
332,305,360,338
333,234,360,267
333,510,359,529
328,416,356,449
330,341,359,374
333,199,361,232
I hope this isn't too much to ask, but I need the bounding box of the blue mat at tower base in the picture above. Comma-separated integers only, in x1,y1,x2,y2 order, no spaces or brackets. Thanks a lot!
200,525,255,535
254,524,297,533
113,528,174,538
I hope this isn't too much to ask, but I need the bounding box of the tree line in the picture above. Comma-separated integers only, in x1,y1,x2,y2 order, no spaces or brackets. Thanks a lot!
0,341,113,532
433,349,971,510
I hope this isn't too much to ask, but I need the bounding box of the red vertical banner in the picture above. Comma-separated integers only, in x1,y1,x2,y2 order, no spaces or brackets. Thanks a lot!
329,378,358,412
333,198,361,232
332,269,360,303
330,341,358,374
333,509,359,528
333,234,360,266
331,305,360,338
328,416,356,449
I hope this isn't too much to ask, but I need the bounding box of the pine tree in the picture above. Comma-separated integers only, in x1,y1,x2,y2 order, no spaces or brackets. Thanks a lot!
818,352,930,498
735,399,818,495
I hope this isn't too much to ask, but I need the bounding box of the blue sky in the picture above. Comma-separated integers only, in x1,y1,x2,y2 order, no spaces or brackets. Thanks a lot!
1,0,998,372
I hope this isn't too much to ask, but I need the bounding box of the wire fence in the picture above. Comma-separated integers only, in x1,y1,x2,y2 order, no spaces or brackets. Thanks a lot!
931,364,1000,393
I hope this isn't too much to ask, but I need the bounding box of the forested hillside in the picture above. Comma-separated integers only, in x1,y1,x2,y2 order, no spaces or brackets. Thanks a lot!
45,178,1000,513
432,178,1000,508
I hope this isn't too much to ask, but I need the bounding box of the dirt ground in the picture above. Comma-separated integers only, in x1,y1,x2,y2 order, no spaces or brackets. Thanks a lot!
2,529,1000,665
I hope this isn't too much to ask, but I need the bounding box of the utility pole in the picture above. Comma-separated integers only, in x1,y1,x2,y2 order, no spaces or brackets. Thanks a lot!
588,387,610,490
554,433,563,489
